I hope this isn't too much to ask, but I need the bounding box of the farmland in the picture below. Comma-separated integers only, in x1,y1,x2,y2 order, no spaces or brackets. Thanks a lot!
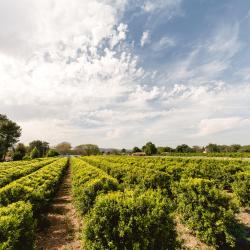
0,156,249,249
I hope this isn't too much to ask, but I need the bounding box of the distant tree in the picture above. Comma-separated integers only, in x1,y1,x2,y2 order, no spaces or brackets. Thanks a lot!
205,143,220,153
55,142,72,155
142,142,157,156
157,147,167,155
157,146,175,154
74,144,100,156
132,147,142,153
176,144,193,153
0,114,21,161
238,145,250,153
192,145,203,153
13,143,26,161
230,144,241,152
47,149,59,157
121,148,126,154
29,140,49,157
30,147,39,159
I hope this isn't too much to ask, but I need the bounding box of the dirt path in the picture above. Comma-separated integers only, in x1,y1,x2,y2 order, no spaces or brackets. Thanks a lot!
36,168,82,250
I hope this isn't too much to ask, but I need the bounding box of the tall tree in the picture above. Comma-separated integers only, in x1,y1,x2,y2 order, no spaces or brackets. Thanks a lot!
13,143,26,161
28,140,49,157
142,142,157,156
55,142,72,155
0,114,21,161
74,144,100,156
132,147,142,153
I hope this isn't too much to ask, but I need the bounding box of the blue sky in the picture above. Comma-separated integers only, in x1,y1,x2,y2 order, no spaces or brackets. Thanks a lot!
0,0,249,148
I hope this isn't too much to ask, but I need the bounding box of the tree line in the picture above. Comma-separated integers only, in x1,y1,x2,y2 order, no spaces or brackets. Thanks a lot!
1,114,250,160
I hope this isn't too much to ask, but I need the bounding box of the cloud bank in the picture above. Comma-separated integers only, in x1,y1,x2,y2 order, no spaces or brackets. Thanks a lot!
0,0,249,147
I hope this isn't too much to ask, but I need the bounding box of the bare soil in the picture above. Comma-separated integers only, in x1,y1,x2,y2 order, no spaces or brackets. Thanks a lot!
36,168,82,250
175,216,215,250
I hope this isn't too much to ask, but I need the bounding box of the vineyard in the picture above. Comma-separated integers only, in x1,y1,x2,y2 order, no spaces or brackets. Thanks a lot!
0,156,249,249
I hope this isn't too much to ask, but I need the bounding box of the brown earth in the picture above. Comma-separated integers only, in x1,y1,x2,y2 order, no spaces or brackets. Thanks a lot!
36,168,82,250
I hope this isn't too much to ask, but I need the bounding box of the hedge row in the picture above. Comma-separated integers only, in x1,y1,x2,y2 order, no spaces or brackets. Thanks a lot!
0,158,57,188
98,156,250,205
0,157,68,213
82,156,249,248
71,157,178,250
232,170,250,207
0,201,35,250
82,157,171,194
0,158,43,169
84,190,178,250
176,178,239,248
71,157,118,215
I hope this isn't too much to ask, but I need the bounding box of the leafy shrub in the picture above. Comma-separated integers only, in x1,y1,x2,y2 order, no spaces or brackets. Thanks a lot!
71,158,118,214
30,147,39,159
0,158,67,213
177,178,239,248
232,171,250,207
0,201,35,250
84,189,178,250
47,149,59,157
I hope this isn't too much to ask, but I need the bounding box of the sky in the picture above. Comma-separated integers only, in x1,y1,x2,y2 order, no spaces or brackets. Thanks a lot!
0,0,250,148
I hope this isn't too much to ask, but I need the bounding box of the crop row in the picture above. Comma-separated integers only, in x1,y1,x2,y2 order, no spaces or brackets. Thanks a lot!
0,158,57,188
79,156,246,248
71,157,178,250
0,158,43,169
97,156,250,207
0,157,68,250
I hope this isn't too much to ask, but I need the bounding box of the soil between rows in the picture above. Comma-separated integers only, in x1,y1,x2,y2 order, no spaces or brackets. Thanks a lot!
35,167,82,250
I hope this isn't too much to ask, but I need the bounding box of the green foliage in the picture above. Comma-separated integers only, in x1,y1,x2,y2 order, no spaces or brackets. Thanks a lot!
84,189,178,250
132,146,141,153
74,144,101,156
0,114,21,161
232,171,250,207
176,178,239,247
0,158,68,213
175,144,193,153
142,142,157,155
0,158,56,188
0,201,35,250
12,151,23,161
71,158,118,214
23,155,31,160
28,140,49,158
47,149,59,157
30,147,39,159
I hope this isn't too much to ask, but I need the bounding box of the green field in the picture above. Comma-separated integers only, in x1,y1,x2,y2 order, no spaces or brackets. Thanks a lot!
0,156,249,249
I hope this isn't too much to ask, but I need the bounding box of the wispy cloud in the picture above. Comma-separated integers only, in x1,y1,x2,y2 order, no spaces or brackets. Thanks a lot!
140,30,151,47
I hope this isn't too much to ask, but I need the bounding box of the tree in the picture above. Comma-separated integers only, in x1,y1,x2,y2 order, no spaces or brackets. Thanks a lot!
192,145,203,153
176,144,193,153
157,146,174,154
30,147,39,159
0,114,21,161
13,143,26,161
74,144,100,156
55,142,72,155
205,143,220,153
142,142,157,156
132,147,141,153
47,149,59,157
121,148,126,154
238,145,250,153
28,140,49,157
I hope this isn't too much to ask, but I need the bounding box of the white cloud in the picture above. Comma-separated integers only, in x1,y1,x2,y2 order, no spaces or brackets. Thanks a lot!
140,31,150,47
196,117,250,136
143,0,182,14
153,36,176,51
0,1,249,148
